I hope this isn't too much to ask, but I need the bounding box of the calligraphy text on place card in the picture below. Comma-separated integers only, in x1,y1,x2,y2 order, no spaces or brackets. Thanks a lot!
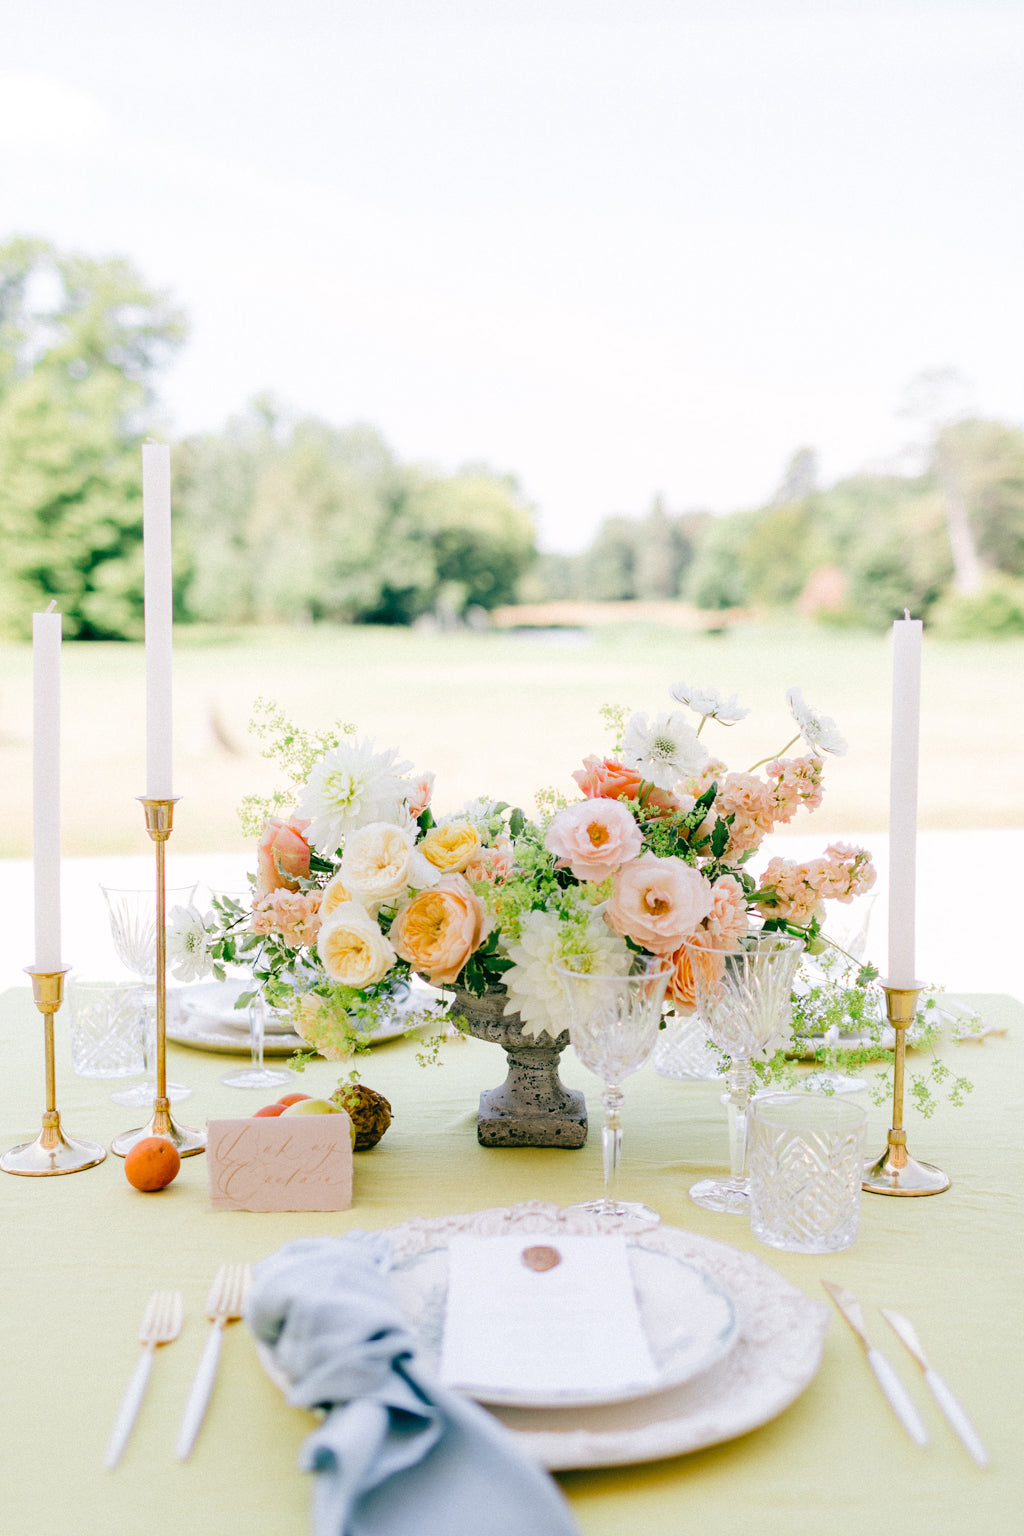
206,1116,354,1212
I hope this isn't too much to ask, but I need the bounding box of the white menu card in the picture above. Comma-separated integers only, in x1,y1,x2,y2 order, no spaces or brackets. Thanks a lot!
439,1234,660,1400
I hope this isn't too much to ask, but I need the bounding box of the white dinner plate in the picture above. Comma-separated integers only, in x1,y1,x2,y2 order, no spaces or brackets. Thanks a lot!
255,1201,829,1469
167,978,413,1055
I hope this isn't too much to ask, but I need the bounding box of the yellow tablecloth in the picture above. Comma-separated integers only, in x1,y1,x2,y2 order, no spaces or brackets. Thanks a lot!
1,988,1020,1533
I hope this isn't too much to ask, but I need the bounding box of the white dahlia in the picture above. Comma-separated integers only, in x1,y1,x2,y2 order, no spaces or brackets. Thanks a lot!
502,909,632,1041
296,738,413,855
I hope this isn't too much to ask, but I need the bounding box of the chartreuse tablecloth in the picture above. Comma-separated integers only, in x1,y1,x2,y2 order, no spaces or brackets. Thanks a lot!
1,986,1020,1534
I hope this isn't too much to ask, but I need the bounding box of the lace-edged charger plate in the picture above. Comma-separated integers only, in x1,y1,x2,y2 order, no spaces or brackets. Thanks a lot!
256,1201,829,1470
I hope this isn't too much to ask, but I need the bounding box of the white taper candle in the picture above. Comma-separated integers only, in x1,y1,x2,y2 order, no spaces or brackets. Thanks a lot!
888,613,923,986
142,443,174,798
32,608,62,970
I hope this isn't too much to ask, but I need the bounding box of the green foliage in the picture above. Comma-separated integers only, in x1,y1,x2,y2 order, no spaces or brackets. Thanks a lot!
929,575,1024,638
175,400,537,627
0,237,185,638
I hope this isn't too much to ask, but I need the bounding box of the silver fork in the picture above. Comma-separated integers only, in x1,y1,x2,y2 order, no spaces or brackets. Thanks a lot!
174,1263,252,1461
105,1290,184,1469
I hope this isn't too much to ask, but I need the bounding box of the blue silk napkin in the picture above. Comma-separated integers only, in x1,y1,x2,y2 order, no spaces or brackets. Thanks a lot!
246,1234,581,1536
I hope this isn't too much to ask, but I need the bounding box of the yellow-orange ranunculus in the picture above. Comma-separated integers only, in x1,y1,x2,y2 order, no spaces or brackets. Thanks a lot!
390,875,489,985
419,820,481,874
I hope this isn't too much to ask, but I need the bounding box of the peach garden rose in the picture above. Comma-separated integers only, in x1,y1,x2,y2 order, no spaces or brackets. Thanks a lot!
390,874,489,986
255,817,312,897
544,797,643,882
604,852,714,956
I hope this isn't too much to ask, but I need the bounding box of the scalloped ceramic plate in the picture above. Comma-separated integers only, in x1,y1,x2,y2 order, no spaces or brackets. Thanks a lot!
255,1202,829,1469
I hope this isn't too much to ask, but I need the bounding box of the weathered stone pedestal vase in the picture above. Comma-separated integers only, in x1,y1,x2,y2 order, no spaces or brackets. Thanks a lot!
451,984,587,1148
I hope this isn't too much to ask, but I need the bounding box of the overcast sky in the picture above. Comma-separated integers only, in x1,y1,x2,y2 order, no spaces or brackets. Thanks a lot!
2,0,1022,550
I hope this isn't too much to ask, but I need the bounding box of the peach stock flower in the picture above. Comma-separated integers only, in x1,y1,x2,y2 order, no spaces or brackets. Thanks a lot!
604,853,714,956
464,835,515,884
704,874,749,947
390,874,489,985
544,798,643,882
251,889,322,946
255,817,312,897
317,902,396,987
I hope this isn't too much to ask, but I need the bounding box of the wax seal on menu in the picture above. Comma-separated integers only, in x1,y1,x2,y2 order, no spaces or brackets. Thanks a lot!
521,1244,562,1272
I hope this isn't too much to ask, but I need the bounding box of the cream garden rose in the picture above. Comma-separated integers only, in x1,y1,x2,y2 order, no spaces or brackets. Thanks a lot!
339,821,416,909
316,902,396,987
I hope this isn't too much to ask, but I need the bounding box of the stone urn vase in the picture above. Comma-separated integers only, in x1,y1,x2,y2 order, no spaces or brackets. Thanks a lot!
450,984,587,1149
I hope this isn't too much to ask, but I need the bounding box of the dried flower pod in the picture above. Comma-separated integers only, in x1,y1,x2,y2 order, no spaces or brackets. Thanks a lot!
330,1082,392,1149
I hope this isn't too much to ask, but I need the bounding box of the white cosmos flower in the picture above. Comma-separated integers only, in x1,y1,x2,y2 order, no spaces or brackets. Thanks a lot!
620,711,709,791
295,738,413,855
167,905,213,983
503,910,632,1041
669,682,750,725
786,687,848,757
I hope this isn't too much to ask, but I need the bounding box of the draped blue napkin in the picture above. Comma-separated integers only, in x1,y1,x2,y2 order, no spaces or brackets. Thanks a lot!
246,1234,580,1536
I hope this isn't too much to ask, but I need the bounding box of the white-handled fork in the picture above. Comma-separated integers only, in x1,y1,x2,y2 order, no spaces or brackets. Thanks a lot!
175,1263,252,1461
105,1290,184,1469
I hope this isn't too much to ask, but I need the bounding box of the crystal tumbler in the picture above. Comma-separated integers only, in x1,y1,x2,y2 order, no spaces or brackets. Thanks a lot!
67,980,147,1080
748,1092,867,1254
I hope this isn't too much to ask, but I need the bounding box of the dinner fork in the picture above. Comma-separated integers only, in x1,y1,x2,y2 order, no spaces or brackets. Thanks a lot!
105,1289,184,1469
174,1262,252,1460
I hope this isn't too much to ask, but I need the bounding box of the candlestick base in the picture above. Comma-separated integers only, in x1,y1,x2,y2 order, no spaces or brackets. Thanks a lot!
862,982,950,1197
111,1097,206,1158
863,1138,951,1196
1,1110,107,1176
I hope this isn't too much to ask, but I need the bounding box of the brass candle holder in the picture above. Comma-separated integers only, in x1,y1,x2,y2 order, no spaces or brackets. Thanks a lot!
863,983,950,1196
111,798,205,1159
1,969,107,1176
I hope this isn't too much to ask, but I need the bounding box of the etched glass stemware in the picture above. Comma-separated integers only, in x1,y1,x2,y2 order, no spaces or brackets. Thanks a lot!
205,886,292,1091
100,885,196,1105
683,932,804,1215
556,958,671,1228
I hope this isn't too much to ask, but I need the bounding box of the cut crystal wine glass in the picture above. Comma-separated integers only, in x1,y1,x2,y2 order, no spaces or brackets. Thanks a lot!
100,885,196,1105
683,932,804,1215
556,957,671,1228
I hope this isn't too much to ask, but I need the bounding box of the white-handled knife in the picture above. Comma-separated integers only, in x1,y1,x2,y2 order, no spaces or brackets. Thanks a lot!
881,1308,989,1467
822,1282,928,1447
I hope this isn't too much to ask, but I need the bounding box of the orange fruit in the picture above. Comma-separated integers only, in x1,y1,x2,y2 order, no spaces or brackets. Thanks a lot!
124,1135,181,1191
253,1102,287,1117
276,1093,311,1108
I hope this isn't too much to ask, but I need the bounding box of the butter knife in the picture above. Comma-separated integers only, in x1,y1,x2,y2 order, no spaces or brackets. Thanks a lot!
881,1309,989,1467
821,1282,928,1447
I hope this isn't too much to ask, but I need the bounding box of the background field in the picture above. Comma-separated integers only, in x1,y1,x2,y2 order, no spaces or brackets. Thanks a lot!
2,617,1021,858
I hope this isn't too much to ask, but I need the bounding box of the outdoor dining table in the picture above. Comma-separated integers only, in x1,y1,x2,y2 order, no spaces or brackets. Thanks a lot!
1,984,1019,1534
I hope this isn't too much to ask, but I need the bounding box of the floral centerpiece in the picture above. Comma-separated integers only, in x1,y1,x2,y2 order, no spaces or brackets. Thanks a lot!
187,686,876,1141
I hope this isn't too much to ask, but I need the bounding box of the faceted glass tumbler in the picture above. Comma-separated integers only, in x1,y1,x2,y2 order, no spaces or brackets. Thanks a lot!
748,1093,867,1254
67,980,147,1079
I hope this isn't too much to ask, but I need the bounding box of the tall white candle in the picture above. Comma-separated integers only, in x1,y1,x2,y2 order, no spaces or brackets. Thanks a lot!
32,609,63,970
888,613,923,986
142,443,174,798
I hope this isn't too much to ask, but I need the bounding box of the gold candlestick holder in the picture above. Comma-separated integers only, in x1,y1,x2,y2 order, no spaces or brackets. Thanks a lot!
2,969,107,1176
111,798,205,1159
863,983,950,1196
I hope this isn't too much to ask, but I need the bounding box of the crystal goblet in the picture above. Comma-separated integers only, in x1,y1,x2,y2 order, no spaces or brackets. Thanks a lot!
682,932,803,1215
204,887,292,1091
100,885,196,1105
556,957,671,1228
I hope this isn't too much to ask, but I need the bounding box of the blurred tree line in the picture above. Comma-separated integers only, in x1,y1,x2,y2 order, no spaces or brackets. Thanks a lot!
3,238,1023,640
0,239,535,638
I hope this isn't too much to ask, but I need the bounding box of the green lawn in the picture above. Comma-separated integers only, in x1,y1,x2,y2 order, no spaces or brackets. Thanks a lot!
2,616,1021,856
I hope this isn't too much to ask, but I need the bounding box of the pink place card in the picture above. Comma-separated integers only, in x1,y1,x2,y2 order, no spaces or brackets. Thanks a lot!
206,1116,354,1212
